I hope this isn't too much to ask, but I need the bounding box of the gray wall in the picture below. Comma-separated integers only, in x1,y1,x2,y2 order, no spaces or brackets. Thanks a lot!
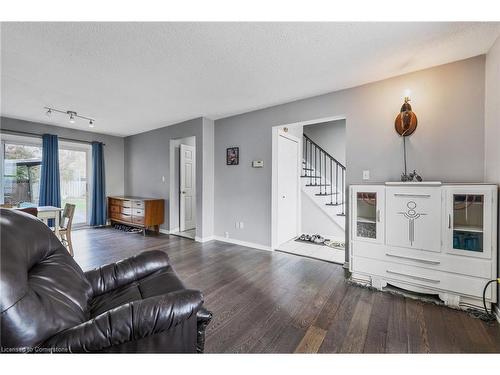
0,116,125,196
214,56,486,248
304,119,346,166
484,36,500,308
124,117,214,238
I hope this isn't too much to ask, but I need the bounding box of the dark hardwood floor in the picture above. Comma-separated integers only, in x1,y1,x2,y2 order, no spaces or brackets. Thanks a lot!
72,227,500,353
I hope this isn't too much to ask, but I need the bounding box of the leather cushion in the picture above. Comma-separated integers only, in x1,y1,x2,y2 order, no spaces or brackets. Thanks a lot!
1,209,92,348
89,266,185,317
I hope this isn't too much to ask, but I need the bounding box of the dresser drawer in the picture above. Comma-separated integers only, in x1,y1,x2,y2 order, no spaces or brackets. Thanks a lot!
121,207,132,215
132,200,144,209
132,208,144,217
110,205,121,213
133,216,145,225
111,213,131,222
109,198,122,207
351,241,491,279
121,200,132,208
352,256,492,299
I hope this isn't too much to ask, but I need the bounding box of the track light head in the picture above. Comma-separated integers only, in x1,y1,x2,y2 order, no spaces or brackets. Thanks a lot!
89,119,94,128
67,111,77,124
46,108,52,118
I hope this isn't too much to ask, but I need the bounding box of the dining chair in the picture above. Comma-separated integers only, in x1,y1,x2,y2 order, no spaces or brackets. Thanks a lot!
58,203,76,256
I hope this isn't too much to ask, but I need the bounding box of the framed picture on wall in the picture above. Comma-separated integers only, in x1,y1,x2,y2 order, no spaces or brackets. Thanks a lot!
226,147,239,165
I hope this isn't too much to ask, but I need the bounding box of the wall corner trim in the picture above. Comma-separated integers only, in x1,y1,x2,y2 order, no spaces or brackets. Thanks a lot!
213,236,272,252
195,235,215,243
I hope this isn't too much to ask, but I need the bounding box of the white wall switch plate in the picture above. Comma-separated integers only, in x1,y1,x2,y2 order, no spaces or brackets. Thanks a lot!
161,176,166,183
252,160,264,168
363,170,370,180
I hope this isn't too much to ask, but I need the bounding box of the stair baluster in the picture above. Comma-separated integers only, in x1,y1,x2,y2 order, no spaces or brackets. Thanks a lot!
302,134,346,213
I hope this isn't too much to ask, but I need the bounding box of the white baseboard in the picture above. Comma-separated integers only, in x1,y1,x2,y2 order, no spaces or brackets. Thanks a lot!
169,227,180,233
159,229,169,235
213,236,272,252
195,235,214,243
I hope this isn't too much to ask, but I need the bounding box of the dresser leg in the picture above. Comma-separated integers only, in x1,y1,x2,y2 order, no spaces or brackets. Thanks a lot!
371,277,387,290
154,225,160,234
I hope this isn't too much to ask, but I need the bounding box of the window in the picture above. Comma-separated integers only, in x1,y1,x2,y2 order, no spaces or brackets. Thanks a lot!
1,135,90,225
2,142,42,207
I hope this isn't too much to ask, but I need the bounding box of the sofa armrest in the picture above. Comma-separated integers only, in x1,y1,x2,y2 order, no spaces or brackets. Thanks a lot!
84,250,170,296
196,307,213,353
42,289,203,353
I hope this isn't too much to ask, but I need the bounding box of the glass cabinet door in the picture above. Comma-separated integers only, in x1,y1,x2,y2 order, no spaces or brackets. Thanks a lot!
352,186,385,243
446,187,493,259
452,194,484,253
356,192,377,239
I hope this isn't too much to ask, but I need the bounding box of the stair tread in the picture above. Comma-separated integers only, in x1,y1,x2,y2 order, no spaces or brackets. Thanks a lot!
325,203,343,206
301,175,322,178
305,184,331,186
315,192,340,196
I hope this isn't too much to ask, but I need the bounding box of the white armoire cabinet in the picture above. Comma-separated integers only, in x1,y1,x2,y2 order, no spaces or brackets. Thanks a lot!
350,183,497,310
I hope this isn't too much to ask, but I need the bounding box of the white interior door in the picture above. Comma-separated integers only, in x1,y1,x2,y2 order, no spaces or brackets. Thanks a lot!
180,144,196,231
277,132,300,246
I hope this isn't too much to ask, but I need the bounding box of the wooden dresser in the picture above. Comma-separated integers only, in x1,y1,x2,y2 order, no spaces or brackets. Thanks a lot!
108,196,164,234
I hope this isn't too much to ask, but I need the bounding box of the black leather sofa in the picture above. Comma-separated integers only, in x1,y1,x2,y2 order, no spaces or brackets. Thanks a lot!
0,209,212,353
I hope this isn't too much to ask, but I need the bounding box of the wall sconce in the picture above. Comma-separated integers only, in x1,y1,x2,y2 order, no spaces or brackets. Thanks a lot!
395,95,422,182
394,96,417,136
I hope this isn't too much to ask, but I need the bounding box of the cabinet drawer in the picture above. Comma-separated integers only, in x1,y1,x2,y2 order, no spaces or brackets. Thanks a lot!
133,216,145,225
121,207,132,215
132,208,144,217
109,199,123,207
110,205,121,213
111,213,131,222
122,200,132,208
132,200,144,209
352,256,493,300
351,241,491,279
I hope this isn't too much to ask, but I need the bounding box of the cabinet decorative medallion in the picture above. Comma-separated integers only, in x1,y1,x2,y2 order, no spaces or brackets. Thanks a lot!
398,201,427,245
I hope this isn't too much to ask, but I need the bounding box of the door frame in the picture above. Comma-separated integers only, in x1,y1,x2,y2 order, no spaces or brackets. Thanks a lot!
59,140,91,227
273,129,301,249
179,143,196,232
271,115,346,251
169,136,198,237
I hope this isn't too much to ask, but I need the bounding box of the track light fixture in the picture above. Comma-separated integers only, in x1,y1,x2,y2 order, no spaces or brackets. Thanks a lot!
43,107,96,128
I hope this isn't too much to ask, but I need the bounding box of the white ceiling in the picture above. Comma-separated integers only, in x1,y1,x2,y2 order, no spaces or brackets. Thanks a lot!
2,22,500,137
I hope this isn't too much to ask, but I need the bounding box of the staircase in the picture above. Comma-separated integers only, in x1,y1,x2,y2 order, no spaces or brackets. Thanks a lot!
301,133,346,233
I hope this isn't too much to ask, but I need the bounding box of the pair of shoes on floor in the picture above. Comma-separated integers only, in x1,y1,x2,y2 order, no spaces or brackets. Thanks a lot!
299,233,325,244
324,240,345,249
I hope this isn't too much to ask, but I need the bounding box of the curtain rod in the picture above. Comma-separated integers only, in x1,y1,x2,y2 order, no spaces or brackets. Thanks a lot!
0,129,106,146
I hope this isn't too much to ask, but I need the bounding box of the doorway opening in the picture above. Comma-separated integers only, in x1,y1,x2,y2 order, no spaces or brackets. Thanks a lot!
271,116,346,264
169,136,196,240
